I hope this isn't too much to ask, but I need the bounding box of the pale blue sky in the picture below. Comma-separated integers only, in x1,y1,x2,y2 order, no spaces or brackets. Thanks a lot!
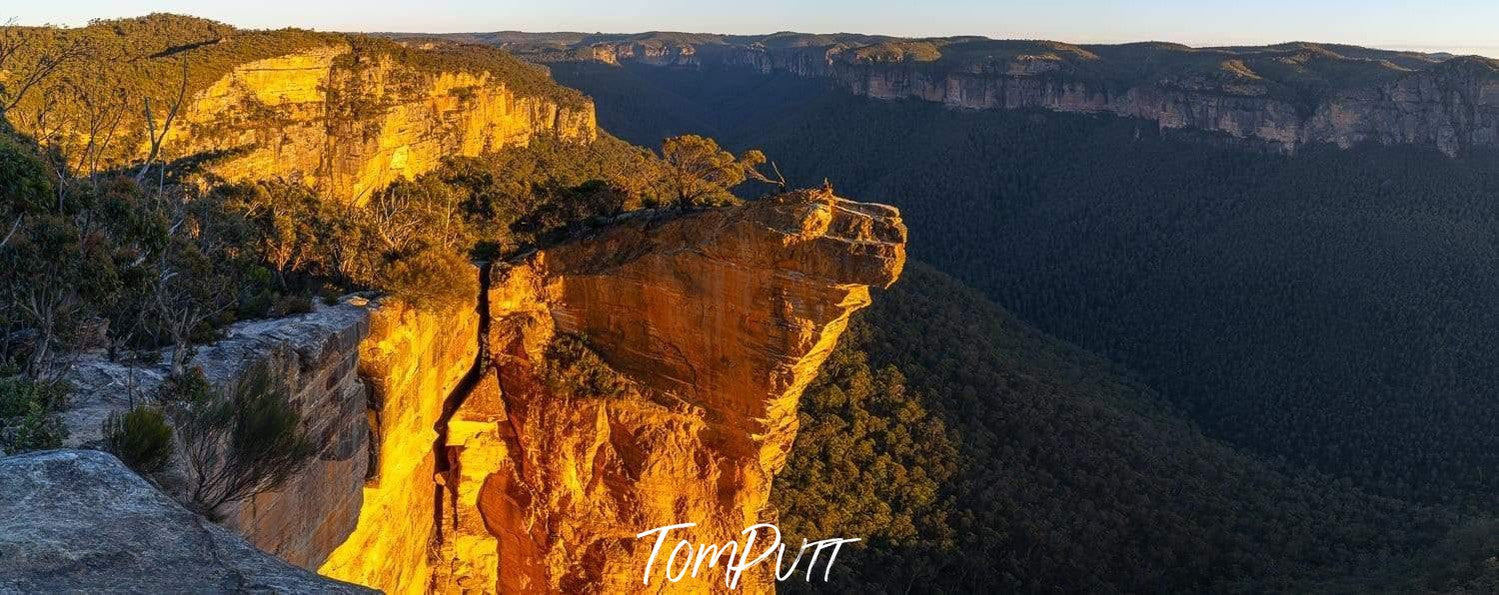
9,1,1498,57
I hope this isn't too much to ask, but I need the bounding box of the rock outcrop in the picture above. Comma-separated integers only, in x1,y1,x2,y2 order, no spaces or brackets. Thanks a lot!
436,189,906,593
166,44,596,203
0,449,371,593
61,300,376,570
500,33,1499,156
3,16,597,204
38,190,904,593
323,189,905,593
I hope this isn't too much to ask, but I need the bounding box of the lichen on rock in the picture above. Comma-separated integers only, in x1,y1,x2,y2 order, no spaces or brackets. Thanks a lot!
0,449,372,593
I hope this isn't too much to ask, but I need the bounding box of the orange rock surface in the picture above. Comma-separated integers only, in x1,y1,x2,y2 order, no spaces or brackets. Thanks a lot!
444,190,905,593
322,190,906,593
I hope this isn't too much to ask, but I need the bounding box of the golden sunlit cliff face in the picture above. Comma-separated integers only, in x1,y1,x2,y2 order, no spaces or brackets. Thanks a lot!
166,44,596,203
2,20,596,205
318,190,906,593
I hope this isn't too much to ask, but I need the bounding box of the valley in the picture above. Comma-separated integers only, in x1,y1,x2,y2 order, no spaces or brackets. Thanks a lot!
2,11,1497,594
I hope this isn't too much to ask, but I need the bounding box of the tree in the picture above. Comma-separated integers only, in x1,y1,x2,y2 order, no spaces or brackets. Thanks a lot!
102,404,174,474
173,362,314,520
0,21,90,112
657,134,773,207
134,58,188,187
150,191,241,378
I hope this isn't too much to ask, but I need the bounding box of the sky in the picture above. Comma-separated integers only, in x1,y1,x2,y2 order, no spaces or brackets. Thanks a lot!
9,0,1499,58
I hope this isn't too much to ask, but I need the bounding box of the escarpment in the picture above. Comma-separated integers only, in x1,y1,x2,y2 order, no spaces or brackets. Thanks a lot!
166,44,596,202
37,190,904,592
503,34,1499,156
2,17,597,204
818,55,1499,155
327,189,905,593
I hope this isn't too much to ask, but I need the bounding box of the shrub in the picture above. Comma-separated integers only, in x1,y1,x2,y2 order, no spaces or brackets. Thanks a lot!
378,246,478,310
102,405,174,474
318,284,342,306
269,293,314,316
173,363,314,520
0,133,53,214
543,334,634,399
0,375,70,453
157,366,214,404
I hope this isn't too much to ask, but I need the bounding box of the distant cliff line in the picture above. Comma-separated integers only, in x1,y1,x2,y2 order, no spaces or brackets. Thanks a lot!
1,15,598,204
459,32,1499,157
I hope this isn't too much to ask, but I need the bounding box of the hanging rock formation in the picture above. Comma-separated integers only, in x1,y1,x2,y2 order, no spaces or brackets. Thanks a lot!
321,189,905,592
34,189,903,592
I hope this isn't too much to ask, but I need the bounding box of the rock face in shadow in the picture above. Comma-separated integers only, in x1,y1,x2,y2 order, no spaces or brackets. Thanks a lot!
0,449,371,593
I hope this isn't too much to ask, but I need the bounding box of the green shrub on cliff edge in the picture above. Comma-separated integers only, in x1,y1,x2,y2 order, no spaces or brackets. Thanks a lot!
174,362,313,520
379,245,479,310
102,405,174,474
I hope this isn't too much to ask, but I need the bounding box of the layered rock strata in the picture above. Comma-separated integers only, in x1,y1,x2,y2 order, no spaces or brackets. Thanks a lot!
61,301,376,570
37,190,905,593
515,36,1499,156
432,189,906,593
166,45,597,203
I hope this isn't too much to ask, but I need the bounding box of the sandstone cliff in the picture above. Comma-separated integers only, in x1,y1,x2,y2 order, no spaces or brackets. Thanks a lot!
47,190,904,593
498,33,1499,156
167,43,596,203
2,16,597,204
61,301,376,569
324,189,905,593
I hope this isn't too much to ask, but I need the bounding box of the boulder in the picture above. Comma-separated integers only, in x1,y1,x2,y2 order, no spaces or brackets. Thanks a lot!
0,450,372,593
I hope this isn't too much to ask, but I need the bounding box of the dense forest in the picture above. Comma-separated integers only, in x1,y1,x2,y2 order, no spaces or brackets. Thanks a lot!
550,60,1499,590
6,16,1499,592
778,264,1497,592
552,62,1499,509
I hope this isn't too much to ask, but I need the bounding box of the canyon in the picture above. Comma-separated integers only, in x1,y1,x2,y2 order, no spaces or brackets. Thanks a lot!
24,188,905,592
487,34,1499,156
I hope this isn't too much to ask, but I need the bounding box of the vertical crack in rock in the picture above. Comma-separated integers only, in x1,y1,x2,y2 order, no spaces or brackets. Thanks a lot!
325,190,906,593
431,262,493,556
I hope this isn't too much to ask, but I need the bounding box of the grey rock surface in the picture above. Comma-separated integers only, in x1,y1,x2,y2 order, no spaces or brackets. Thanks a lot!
56,298,376,570
0,449,374,593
